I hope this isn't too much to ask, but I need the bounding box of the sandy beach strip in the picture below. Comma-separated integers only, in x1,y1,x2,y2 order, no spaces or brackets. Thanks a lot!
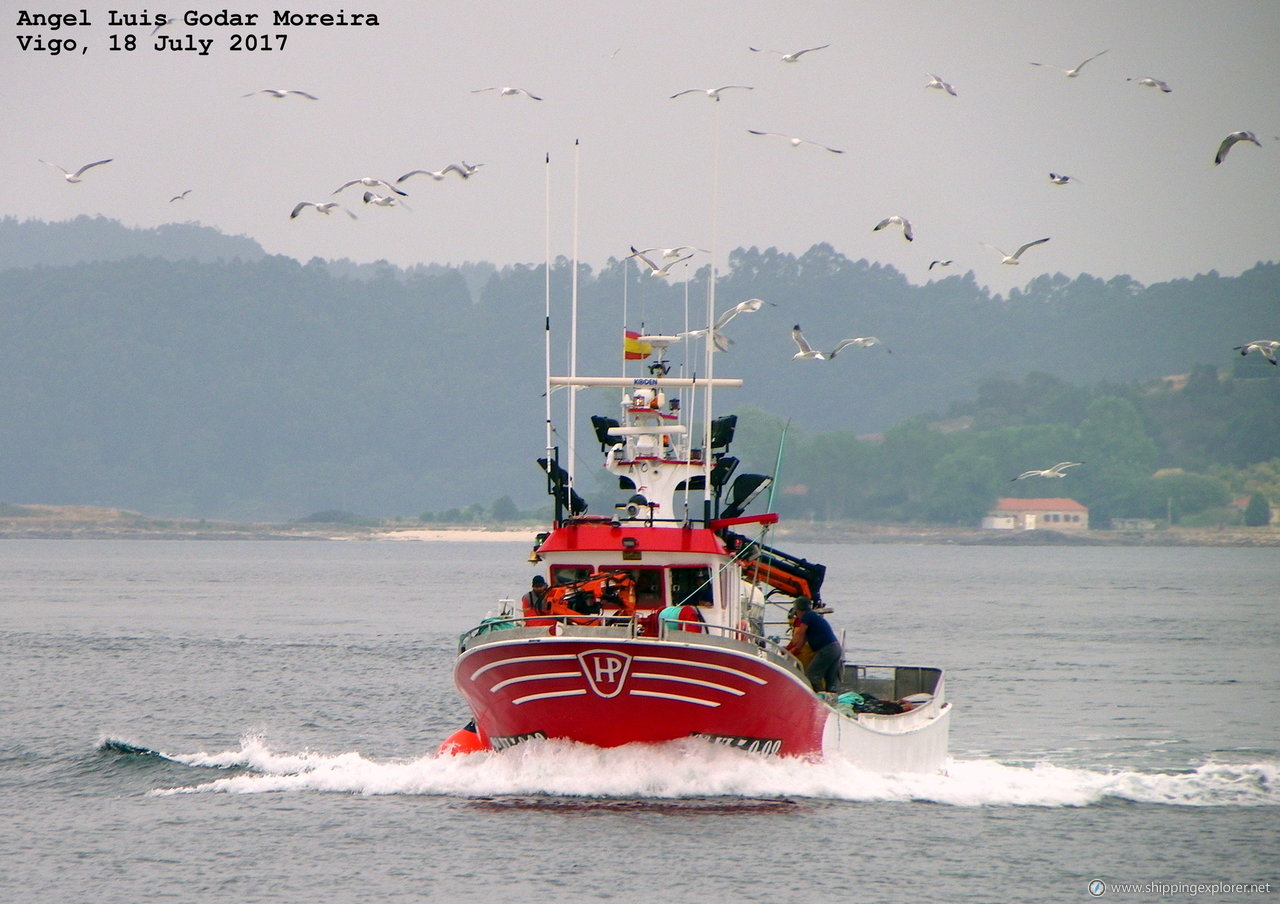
370,528,535,542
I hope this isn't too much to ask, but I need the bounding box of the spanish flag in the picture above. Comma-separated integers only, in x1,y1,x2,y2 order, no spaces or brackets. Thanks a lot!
624,330,652,360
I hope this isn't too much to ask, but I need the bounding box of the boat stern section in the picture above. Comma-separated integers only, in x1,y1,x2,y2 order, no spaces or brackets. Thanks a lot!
821,665,951,772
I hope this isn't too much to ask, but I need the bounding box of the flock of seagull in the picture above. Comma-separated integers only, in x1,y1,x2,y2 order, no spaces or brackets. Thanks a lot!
623,38,1273,409
38,86,491,224
38,41,1265,245
630,41,1268,484
871,215,1052,268
657,42,1263,295
35,37,1273,482
289,159,485,219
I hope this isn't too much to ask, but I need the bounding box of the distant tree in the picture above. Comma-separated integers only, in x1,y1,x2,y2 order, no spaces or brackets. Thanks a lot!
1146,472,1231,523
923,450,1000,524
724,406,798,473
1244,493,1271,527
1075,396,1160,522
875,420,951,507
491,495,519,521
1182,363,1223,399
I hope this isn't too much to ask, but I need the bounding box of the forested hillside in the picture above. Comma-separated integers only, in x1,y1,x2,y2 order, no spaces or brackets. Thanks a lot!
0,218,1274,522
0,216,266,269
719,370,1279,528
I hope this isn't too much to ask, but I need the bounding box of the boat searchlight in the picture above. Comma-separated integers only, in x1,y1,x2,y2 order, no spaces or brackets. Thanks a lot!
616,494,652,523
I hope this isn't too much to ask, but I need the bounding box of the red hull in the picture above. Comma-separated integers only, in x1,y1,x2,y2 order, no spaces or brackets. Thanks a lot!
454,635,827,757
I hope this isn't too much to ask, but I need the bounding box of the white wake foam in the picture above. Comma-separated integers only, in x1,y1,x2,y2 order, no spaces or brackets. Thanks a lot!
147,736,1279,807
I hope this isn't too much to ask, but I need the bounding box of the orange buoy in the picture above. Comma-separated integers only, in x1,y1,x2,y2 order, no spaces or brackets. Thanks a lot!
436,721,490,756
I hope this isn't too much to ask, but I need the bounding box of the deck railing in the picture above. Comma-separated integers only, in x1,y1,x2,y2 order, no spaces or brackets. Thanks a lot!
458,612,805,679
841,663,944,700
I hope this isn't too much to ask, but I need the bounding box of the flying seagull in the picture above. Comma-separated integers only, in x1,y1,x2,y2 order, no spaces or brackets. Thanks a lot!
715,297,773,325
790,324,825,360
39,158,112,183
1012,461,1083,481
1029,49,1108,77
1233,340,1279,365
169,189,192,202
670,85,754,101
929,259,954,271
1048,172,1080,185
1127,76,1171,93
629,245,707,260
471,86,542,100
333,177,406,196
747,130,844,153
1214,131,1261,165
362,191,411,210
873,216,914,242
396,163,476,184
748,43,830,63
242,88,317,100
980,237,1051,265
396,167,453,184
680,297,775,352
629,246,693,277
925,73,957,96
829,336,891,357
290,201,357,220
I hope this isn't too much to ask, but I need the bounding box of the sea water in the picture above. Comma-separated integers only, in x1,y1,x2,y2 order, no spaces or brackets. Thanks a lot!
1,539,1276,903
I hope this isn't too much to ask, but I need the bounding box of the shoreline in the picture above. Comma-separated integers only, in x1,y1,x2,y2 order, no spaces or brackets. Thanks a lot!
0,506,1274,546
770,523,1280,548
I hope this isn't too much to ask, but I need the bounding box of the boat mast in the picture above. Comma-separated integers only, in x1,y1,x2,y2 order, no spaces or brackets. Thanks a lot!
701,93,724,523
543,151,553,463
567,139,581,494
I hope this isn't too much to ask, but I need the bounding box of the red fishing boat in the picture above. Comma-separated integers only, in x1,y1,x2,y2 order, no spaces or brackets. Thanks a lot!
448,323,951,771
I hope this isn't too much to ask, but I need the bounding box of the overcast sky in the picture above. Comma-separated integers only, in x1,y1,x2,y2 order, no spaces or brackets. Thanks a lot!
5,1,1278,295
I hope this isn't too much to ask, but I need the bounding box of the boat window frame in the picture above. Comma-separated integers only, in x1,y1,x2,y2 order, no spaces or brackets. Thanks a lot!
550,565,594,587
549,564,666,609
670,565,715,608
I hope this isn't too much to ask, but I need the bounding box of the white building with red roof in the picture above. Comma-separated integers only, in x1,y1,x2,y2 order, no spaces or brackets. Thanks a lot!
982,498,1089,531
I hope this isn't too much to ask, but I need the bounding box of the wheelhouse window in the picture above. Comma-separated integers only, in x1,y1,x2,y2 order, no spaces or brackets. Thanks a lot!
627,568,664,608
550,566,664,608
550,566,592,586
671,566,713,607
